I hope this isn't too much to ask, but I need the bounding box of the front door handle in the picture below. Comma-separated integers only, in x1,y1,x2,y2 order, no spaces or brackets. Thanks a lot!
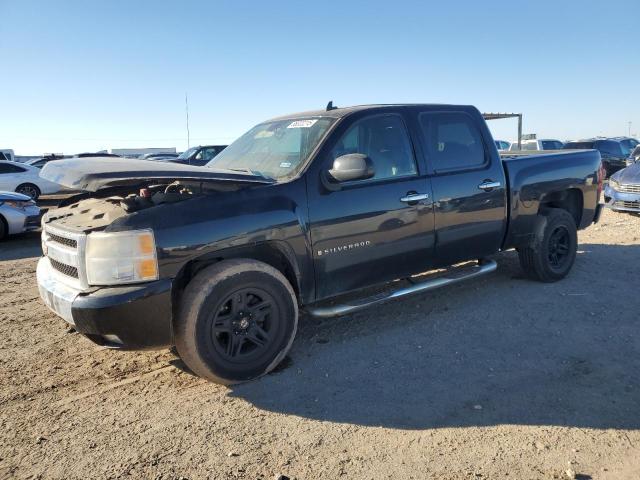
478,181,501,191
400,193,429,203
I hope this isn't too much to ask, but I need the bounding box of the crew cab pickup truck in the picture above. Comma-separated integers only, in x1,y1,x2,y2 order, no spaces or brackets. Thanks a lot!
37,104,604,384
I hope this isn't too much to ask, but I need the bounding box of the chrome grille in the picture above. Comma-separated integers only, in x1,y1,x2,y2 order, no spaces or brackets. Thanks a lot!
48,232,78,248
615,200,640,209
42,224,89,290
617,184,640,194
49,258,79,278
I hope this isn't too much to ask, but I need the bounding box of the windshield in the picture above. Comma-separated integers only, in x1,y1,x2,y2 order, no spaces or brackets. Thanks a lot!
619,139,637,156
177,146,199,160
205,117,335,179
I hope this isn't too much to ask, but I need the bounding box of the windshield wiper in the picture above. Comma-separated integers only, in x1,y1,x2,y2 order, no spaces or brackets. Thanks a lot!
227,168,275,181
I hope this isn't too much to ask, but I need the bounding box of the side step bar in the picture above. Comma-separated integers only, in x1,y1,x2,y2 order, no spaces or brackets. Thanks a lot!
306,259,497,319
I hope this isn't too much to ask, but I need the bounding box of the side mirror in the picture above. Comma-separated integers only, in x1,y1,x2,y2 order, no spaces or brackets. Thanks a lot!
327,154,375,183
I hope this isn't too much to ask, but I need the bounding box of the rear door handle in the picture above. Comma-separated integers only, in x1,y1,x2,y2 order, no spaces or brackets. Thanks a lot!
478,181,501,191
400,193,429,203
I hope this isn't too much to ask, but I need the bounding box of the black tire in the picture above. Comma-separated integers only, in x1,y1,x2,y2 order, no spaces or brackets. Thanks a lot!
15,183,41,200
0,215,7,241
518,208,578,282
175,259,298,385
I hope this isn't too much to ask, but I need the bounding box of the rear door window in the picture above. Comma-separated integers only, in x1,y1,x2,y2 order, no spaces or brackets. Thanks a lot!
564,142,594,149
0,163,26,174
418,112,487,172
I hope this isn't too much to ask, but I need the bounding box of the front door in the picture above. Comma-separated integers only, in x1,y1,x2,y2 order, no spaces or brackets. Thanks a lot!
308,112,435,300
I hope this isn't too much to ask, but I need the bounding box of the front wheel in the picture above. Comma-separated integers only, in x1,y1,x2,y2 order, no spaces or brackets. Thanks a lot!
175,259,298,384
517,208,578,282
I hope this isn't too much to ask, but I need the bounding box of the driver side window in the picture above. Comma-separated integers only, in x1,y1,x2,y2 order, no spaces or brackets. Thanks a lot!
331,114,417,182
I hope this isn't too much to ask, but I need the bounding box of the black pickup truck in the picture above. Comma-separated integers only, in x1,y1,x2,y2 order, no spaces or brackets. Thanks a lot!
37,104,604,384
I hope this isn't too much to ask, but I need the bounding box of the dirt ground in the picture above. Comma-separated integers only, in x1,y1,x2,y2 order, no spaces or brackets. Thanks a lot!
1,208,639,480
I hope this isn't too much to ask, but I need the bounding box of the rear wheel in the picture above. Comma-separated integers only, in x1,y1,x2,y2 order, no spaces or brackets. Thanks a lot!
518,208,578,282
175,259,298,384
15,183,41,200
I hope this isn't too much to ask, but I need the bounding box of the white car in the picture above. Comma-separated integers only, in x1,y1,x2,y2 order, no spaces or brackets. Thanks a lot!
0,191,41,240
0,161,62,199
509,139,564,151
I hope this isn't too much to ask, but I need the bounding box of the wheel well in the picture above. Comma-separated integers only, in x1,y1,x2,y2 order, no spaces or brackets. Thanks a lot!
538,189,583,226
172,243,301,305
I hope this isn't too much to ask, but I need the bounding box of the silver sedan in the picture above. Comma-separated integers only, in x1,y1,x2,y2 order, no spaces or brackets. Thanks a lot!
0,191,41,240
604,162,640,215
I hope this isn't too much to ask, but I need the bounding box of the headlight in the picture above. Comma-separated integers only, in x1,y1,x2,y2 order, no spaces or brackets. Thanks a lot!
1,200,34,209
608,178,620,190
85,229,158,285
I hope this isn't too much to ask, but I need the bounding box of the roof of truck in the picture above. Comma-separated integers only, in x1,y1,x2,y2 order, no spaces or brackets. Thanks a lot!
266,103,475,122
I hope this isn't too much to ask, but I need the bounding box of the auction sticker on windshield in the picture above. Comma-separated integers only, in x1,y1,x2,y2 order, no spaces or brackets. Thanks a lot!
287,119,318,128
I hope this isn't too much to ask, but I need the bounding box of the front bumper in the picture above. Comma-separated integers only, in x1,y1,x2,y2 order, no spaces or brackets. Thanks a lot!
1,204,41,235
37,257,173,349
604,185,640,213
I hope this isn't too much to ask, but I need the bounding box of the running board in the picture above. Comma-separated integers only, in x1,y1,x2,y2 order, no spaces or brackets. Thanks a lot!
306,259,497,319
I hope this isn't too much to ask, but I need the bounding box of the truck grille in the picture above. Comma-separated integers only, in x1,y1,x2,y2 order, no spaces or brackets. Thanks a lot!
48,232,78,248
49,258,79,278
42,224,88,290
617,184,640,194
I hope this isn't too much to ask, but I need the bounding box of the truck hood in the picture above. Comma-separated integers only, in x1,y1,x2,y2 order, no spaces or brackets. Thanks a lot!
39,157,275,192
613,162,640,185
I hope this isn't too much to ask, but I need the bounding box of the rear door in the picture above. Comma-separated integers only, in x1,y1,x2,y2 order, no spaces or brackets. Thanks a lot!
307,111,435,300
416,110,507,266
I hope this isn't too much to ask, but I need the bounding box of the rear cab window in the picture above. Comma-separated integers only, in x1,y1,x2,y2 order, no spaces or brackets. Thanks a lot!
418,112,487,173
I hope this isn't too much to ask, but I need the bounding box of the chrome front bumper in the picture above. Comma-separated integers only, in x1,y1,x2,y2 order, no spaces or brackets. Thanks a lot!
37,257,80,325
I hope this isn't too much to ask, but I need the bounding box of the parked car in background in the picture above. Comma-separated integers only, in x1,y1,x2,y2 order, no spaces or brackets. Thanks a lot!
604,161,640,215
508,139,564,151
0,161,62,199
627,145,640,166
494,140,511,151
26,154,68,169
142,152,180,160
0,149,15,162
170,145,227,166
0,191,41,240
563,138,628,177
73,152,121,158
614,136,639,156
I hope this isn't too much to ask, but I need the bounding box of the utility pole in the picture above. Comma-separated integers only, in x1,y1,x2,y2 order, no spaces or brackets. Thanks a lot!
185,93,190,149
629,121,632,137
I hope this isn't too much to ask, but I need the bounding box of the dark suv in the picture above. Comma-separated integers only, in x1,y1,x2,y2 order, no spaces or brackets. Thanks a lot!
171,145,227,166
564,138,629,177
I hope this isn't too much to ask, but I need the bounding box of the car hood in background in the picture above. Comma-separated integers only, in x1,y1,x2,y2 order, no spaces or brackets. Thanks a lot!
39,158,274,192
0,191,32,201
613,162,640,184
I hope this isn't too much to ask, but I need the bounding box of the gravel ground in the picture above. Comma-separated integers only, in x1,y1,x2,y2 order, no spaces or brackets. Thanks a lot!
1,209,639,480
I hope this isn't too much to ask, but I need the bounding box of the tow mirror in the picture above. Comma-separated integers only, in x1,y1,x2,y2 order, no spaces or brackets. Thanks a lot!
327,153,375,184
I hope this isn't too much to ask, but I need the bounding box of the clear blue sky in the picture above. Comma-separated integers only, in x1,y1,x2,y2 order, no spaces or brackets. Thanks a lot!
1,0,639,155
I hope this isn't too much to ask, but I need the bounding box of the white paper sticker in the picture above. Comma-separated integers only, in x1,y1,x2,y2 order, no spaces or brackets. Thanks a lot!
279,162,292,168
287,119,318,129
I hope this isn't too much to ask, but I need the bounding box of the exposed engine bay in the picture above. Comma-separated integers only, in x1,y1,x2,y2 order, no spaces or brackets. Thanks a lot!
44,181,203,232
